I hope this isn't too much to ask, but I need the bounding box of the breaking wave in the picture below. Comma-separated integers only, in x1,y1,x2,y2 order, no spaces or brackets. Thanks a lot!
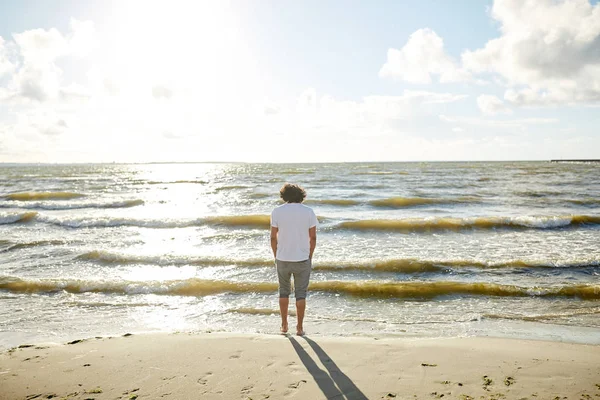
368,196,478,208
338,215,600,232
228,308,296,316
0,211,38,225
305,199,361,206
0,199,144,210
4,192,85,201
1,240,68,253
70,251,600,273
1,276,599,299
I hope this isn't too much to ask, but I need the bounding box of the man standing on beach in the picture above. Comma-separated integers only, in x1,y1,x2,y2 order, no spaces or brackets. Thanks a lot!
270,183,317,336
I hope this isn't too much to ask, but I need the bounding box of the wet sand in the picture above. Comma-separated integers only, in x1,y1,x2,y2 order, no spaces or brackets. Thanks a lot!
1,333,599,400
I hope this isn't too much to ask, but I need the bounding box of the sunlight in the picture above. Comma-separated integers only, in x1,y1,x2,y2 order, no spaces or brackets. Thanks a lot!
98,1,245,102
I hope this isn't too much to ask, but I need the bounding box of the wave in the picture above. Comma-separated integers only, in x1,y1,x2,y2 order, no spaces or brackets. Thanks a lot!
0,211,38,225
19,214,272,229
304,196,478,208
76,251,443,272
280,170,315,175
566,198,600,206
515,190,563,198
368,197,478,208
215,185,250,191
203,215,271,228
76,251,270,267
7,210,599,232
228,307,296,316
358,171,397,175
248,193,270,199
75,251,600,273
482,308,600,323
0,199,144,210
1,240,67,253
305,199,361,206
1,276,599,299
4,192,85,201
146,180,208,185
338,215,600,232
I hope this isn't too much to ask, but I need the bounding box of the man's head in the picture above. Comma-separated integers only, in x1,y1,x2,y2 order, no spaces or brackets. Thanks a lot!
279,183,306,203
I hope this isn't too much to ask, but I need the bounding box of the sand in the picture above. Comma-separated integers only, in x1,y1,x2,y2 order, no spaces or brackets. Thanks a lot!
1,333,599,400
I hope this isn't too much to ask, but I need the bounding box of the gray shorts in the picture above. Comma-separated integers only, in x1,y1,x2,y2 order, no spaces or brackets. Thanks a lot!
276,259,311,300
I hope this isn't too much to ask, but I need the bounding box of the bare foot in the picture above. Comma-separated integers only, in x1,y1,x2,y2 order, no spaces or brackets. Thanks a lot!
280,324,288,334
296,326,305,336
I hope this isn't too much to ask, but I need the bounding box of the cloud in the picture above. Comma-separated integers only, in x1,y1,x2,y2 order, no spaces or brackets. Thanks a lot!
0,37,14,77
152,85,173,99
462,0,600,105
271,88,471,139
2,21,95,103
440,114,558,128
297,88,318,112
477,94,511,115
42,119,68,136
380,28,471,84
13,28,68,64
14,63,62,102
69,19,96,57
263,105,280,115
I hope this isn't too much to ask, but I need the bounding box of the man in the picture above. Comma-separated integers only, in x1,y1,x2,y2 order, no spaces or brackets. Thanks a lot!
270,183,317,336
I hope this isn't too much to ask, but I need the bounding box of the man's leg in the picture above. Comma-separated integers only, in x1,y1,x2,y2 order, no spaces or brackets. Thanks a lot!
276,260,292,333
295,298,306,335
293,259,311,335
279,297,289,332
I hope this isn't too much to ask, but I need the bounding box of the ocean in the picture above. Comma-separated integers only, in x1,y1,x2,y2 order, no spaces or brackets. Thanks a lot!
1,161,599,348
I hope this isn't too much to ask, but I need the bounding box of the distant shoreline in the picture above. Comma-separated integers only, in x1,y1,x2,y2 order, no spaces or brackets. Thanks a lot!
2,159,599,166
550,159,600,163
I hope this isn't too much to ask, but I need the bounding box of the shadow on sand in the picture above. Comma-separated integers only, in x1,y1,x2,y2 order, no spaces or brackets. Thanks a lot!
288,335,368,400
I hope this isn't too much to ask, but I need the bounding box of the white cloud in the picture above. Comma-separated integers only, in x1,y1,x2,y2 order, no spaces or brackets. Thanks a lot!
69,19,96,57
477,94,511,115
403,90,468,104
1,21,96,103
14,63,62,102
462,0,600,105
291,89,468,132
297,88,318,112
0,37,14,77
152,85,173,99
440,114,558,128
13,28,68,65
380,28,471,84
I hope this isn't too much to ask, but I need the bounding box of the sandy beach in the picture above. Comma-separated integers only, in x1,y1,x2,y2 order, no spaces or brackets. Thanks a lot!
1,333,599,400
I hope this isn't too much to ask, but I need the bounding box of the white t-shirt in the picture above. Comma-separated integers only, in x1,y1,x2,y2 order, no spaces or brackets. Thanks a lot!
271,203,318,262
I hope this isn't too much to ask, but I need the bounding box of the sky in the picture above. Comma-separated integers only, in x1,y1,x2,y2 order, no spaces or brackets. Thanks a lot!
0,0,599,163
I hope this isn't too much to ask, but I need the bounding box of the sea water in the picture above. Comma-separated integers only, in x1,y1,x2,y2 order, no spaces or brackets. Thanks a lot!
1,161,599,348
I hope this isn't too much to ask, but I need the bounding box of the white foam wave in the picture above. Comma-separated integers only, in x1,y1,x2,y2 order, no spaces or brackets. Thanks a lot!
0,199,144,210
512,216,573,229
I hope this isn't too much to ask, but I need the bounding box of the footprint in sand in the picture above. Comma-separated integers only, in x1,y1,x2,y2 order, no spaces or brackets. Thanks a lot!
197,372,213,385
241,384,254,394
288,380,307,389
229,351,242,359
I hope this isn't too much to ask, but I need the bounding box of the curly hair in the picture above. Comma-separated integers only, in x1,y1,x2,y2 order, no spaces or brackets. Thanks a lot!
279,183,306,203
